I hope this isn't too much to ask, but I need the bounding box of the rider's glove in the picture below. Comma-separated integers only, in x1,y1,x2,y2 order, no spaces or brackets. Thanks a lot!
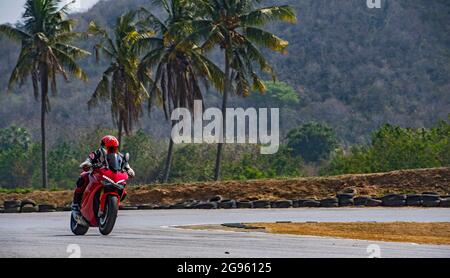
79,161,92,172
127,168,135,178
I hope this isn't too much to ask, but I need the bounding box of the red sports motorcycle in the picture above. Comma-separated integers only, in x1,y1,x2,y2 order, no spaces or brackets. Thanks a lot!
70,153,130,236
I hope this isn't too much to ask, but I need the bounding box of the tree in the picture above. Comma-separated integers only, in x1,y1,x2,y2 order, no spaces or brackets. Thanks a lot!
0,125,32,150
87,11,152,143
138,0,224,183
0,0,89,188
287,122,338,163
321,120,450,176
190,0,297,180
250,80,299,107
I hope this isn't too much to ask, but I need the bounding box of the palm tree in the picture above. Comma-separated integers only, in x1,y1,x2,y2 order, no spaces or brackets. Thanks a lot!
138,0,224,183
87,11,153,143
191,0,296,180
0,0,90,188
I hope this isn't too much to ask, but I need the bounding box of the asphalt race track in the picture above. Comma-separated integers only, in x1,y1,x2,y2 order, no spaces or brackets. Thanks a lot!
1,208,449,258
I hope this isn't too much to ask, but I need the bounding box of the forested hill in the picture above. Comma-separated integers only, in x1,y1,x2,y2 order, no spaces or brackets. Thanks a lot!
0,0,449,145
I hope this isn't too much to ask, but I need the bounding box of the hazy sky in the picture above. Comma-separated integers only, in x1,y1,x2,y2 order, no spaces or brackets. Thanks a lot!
0,0,102,24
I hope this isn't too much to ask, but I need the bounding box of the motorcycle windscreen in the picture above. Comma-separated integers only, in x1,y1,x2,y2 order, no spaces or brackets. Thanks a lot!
106,153,122,171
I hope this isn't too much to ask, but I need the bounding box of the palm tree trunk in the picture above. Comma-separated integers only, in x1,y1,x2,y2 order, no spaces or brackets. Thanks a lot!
162,137,174,183
118,116,123,145
162,119,176,183
214,49,231,181
39,63,48,188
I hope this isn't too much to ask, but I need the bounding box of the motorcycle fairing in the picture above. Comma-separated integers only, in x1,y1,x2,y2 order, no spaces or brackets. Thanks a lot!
80,168,129,227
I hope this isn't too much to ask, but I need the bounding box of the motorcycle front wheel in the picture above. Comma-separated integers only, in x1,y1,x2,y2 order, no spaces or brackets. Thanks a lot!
70,211,89,235
99,196,119,235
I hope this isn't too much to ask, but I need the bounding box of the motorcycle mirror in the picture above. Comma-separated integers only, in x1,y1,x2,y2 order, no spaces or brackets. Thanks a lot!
125,152,130,162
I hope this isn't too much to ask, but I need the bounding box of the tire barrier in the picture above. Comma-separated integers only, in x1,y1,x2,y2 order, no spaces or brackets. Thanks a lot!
320,198,338,207
337,193,355,199
406,194,423,206
251,200,271,209
16,199,37,213
154,205,171,209
119,205,139,210
303,200,321,207
422,192,439,196
218,199,237,209
422,194,441,207
4,206,21,213
440,198,450,207
366,198,382,207
168,203,186,209
236,201,252,208
271,200,293,208
20,199,36,207
183,200,200,209
56,206,71,212
354,196,369,206
137,204,155,210
381,194,406,207
208,195,223,202
296,199,311,207
21,205,38,213
3,191,450,213
4,200,21,212
337,193,354,206
38,204,57,212
193,202,218,209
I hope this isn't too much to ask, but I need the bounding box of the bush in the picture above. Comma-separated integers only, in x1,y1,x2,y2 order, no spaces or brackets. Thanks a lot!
286,122,338,163
321,120,450,175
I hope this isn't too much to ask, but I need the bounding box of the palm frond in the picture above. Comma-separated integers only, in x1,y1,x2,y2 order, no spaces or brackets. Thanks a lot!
240,5,297,26
243,27,289,53
0,24,30,42
53,47,88,81
88,70,112,109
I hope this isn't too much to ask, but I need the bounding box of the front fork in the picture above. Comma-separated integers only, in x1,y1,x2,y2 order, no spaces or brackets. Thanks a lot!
98,189,125,217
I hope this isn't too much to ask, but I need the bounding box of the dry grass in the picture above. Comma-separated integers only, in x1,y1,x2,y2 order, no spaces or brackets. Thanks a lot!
246,222,450,245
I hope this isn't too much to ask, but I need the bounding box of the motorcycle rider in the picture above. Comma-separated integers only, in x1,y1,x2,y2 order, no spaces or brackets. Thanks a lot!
71,135,135,212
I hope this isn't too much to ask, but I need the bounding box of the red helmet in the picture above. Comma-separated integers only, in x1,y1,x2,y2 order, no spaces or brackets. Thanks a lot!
101,135,119,153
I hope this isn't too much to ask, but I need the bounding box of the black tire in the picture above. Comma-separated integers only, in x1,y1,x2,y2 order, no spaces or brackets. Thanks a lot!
354,197,369,206
320,198,338,207
366,198,382,207
99,196,119,235
38,204,57,212
218,200,237,209
251,200,271,209
236,201,252,208
303,200,321,207
4,200,21,209
208,195,223,202
70,211,89,235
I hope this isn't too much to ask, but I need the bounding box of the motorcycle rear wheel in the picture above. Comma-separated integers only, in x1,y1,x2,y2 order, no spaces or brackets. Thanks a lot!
99,196,118,235
70,211,89,235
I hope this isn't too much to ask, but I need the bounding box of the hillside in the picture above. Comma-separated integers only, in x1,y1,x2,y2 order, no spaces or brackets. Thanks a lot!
0,0,449,145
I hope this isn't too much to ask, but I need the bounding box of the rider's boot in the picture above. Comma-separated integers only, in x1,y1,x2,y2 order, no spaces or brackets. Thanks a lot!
71,192,82,212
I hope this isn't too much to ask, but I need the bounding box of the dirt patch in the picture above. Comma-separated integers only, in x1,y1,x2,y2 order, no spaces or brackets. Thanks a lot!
1,167,449,206
244,222,450,245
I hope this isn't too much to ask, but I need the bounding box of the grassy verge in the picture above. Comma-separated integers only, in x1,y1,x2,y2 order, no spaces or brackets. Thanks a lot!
245,222,450,245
